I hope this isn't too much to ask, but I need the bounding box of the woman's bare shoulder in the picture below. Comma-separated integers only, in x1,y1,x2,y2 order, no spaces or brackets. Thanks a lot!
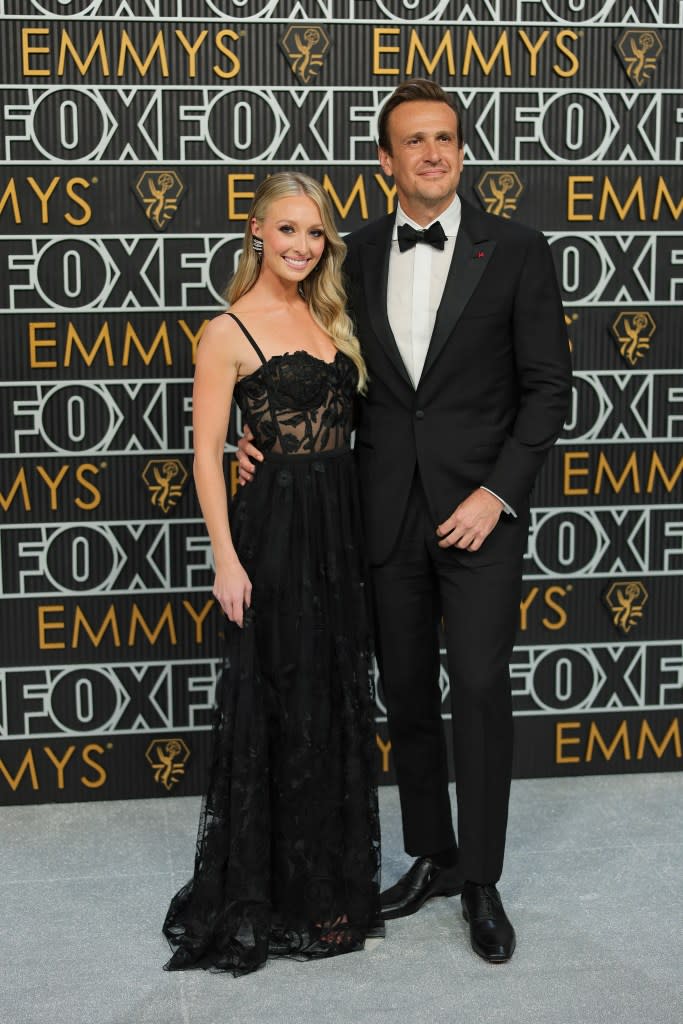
197,310,245,359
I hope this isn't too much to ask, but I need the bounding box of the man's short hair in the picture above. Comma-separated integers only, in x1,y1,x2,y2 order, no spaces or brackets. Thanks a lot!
378,79,464,154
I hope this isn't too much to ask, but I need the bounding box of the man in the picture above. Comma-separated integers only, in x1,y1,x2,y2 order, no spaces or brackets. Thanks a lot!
238,79,571,963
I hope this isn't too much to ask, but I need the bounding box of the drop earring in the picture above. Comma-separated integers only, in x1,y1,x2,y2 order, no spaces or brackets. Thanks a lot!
252,235,264,259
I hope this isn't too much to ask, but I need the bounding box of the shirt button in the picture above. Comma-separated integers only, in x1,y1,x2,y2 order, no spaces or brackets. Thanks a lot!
415,410,425,419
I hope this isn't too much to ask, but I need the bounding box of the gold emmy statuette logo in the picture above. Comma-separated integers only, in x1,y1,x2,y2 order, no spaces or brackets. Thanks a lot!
146,738,191,791
603,581,648,634
133,170,185,230
475,171,524,219
279,25,330,84
611,311,656,366
142,458,189,513
615,30,664,86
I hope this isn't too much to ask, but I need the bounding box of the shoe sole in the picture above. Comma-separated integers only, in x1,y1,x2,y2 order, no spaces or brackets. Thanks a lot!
381,884,463,921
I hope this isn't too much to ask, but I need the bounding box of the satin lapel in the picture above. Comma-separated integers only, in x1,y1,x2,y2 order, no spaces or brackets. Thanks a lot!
418,223,497,385
358,220,414,389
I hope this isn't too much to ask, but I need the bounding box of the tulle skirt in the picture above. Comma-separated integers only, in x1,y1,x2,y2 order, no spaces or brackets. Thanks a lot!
163,448,382,975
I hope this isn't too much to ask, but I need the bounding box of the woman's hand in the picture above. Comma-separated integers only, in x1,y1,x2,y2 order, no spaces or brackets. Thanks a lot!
213,560,252,627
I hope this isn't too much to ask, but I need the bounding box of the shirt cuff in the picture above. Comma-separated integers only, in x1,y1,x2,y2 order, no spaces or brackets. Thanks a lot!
481,486,516,518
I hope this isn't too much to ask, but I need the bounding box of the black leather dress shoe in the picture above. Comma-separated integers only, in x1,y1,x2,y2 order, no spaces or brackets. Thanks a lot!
461,881,516,963
380,857,463,920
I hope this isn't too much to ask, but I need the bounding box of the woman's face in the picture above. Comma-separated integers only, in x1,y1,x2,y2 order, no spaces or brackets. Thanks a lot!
251,195,326,284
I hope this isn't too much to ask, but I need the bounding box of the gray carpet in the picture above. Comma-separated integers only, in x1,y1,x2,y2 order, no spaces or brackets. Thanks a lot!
1,774,681,1024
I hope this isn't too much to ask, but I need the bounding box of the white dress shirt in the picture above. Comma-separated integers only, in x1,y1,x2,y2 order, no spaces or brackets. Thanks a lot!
387,195,460,387
386,195,514,516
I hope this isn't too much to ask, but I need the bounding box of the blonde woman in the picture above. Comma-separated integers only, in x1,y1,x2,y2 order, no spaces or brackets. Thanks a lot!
163,173,381,975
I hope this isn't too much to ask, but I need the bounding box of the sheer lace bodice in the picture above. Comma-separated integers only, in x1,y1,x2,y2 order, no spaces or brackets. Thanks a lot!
234,349,357,455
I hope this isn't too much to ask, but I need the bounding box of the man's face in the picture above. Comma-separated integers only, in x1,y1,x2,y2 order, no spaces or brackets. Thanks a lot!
378,100,464,217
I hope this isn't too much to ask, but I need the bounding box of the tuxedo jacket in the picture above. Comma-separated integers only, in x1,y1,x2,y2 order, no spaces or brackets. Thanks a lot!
344,196,572,566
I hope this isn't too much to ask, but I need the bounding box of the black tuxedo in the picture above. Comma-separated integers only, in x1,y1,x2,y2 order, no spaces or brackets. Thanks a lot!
344,197,571,882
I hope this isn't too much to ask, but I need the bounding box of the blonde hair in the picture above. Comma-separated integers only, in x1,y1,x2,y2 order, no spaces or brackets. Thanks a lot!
226,172,367,392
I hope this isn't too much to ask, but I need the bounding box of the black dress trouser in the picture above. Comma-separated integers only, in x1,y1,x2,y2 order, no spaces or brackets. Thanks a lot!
370,475,528,884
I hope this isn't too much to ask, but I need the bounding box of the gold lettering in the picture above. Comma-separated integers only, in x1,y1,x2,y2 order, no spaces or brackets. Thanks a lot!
71,605,121,648
374,174,398,214
57,28,110,76
586,720,631,762
227,173,255,220
178,319,207,364
38,604,66,650
519,587,540,631
117,30,169,77
0,180,21,222
0,750,39,791
517,29,549,76
652,178,683,220
598,175,646,222
542,586,568,630
594,451,640,494
229,459,240,498
520,586,568,631
323,174,368,220
26,176,60,223
557,720,581,761
81,744,107,788
122,323,172,366
29,322,58,368
462,30,511,77
563,451,589,495
65,322,114,367
555,721,581,764
646,451,683,493
213,29,240,80
637,719,682,760
75,464,102,511
373,27,401,75
35,464,69,511
567,176,594,222
175,28,208,77
567,176,682,223
127,603,177,646
0,468,31,512
182,599,214,644
376,734,392,773
43,745,75,789
406,30,456,76
553,29,580,77
22,27,51,77
65,178,92,226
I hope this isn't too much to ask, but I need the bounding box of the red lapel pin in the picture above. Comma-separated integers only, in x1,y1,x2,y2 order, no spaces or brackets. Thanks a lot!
474,250,486,259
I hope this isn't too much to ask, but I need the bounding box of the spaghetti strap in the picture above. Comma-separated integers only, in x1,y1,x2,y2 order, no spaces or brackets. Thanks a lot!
225,312,268,365
226,312,289,452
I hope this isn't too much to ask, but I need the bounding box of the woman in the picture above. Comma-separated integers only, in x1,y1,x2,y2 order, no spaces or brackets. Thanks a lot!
162,173,381,975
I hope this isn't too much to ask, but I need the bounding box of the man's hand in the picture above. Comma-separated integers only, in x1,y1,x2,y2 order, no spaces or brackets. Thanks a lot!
436,488,504,551
236,424,264,484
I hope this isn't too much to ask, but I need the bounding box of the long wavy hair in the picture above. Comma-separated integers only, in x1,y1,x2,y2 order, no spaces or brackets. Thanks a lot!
226,172,367,391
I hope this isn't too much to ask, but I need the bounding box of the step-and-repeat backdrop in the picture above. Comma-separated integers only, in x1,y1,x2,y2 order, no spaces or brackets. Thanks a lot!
1,1,682,804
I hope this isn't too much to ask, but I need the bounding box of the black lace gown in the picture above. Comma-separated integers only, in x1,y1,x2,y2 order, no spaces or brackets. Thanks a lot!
162,314,381,975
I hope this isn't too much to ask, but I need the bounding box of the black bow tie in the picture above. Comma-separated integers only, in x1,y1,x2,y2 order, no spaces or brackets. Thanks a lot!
397,221,447,253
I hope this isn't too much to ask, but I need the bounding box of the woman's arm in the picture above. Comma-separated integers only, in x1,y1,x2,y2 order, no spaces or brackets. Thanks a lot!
193,317,252,626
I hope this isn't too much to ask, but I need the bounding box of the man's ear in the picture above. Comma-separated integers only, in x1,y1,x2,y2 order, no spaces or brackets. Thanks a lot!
378,146,392,178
